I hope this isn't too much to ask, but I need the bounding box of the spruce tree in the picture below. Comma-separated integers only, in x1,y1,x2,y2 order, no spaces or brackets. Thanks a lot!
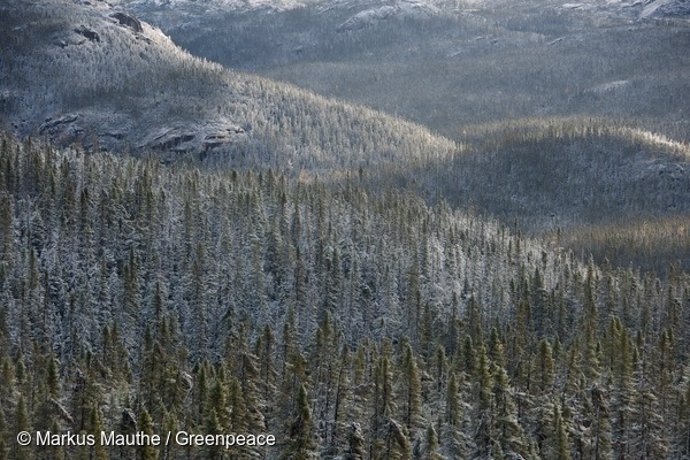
85,404,108,460
547,404,571,460
344,422,366,460
138,409,158,460
492,362,530,459
421,423,443,460
400,342,422,434
382,419,412,460
442,372,472,457
14,395,32,460
281,384,318,460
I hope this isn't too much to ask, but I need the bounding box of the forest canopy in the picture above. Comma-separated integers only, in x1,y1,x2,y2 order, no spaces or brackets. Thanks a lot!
1,134,689,459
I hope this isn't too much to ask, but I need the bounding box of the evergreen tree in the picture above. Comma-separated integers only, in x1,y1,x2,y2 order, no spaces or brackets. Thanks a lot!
85,404,108,460
138,409,158,460
14,395,32,460
442,372,472,458
382,419,412,460
420,423,443,460
281,384,318,460
545,404,571,460
344,422,366,460
473,344,496,459
588,385,612,460
371,352,396,459
400,342,423,434
492,362,531,459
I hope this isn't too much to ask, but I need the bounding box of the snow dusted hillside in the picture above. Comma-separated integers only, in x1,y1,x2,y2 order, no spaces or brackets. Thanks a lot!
111,0,459,31
336,1,441,31
114,0,456,12
557,0,690,19
114,0,310,17
638,0,690,18
106,0,689,47
0,0,456,169
1,0,242,155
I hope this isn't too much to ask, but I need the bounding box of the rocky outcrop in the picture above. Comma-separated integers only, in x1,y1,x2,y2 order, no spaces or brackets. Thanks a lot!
39,114,79,135
149,132,196,151
38,114,85,144
74,25,100,42
111,12,143,33
202,126,246,151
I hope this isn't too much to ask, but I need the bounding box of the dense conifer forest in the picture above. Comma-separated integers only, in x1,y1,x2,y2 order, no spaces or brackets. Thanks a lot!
2,134,690,459
3,0,690,458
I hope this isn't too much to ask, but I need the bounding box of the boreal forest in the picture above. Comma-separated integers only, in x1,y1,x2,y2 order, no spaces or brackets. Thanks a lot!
1,0,690,458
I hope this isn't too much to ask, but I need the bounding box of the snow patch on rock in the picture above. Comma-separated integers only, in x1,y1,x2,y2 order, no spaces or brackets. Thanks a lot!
588,80,631,94
338,1,440,31
640,0,690,18
117,0,309,13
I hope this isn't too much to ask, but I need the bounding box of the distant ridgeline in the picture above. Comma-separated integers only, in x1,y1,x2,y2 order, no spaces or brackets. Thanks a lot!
1,133,690,458
374,117,690,276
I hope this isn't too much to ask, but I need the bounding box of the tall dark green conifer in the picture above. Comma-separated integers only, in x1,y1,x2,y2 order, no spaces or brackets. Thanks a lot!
281,384,318,460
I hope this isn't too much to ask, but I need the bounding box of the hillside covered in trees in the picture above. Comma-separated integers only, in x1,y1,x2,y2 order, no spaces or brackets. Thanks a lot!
2,134,690,459
3,0,690,276
368,117,690,275
120,0,690,142
2,0,690,458
0,0,454,171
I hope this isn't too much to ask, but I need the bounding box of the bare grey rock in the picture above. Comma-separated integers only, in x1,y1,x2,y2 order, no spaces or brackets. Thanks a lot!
111,12,143,32
39,114,79,135
74,25,100,42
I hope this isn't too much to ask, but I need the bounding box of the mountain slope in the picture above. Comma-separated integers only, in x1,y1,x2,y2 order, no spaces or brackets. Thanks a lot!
381,117,690,229
3,0,689,278
603,0,690,19
368,117,690,272
0,0,456,170
112,0,690,145
1,130,579,453
3,131,690,458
